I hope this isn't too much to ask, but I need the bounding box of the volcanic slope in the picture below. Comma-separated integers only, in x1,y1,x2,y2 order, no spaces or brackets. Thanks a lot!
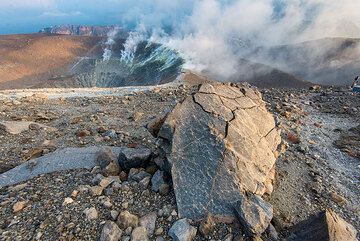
0,34,103,90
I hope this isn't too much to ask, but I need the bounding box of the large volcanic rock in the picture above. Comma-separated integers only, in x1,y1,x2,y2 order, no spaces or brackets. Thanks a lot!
156,82,281,224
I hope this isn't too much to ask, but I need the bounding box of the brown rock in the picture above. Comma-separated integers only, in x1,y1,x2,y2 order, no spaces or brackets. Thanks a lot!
13,201,26,213
330,191,347,206
117,211,139,229
90,186,104,196
199,215,215,236
131,227,149,241
147,112,169,137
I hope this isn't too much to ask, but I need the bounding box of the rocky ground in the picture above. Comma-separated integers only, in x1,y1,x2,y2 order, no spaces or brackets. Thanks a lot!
263,87,360,237
0,83,359,240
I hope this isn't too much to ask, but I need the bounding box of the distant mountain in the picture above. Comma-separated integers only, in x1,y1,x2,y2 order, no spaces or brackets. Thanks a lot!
39,25,128,38
248,38,360,86
203,58,312,89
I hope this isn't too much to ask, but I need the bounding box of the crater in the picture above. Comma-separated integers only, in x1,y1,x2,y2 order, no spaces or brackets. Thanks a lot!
70,37,184,88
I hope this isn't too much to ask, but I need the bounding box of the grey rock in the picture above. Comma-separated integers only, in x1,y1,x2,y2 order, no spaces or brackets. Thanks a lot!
286,210,357,241
235,194,273,236
0,121,57,135
266,224,279,241
96,148,117,169
103,129,117,139
139,176,151,189
110,210,119,221
100,221,122,241
131,227,149,241
128,170,151,182
83,207,98,221
0,146,124,188
157,82,281,220
151,170,167,192
168,219,197,241
118,148,152,171
140,212,157,236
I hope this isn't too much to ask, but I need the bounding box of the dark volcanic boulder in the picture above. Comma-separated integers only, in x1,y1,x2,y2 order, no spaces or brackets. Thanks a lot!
286,210,357,241
157,82,281,224
118,148,152,171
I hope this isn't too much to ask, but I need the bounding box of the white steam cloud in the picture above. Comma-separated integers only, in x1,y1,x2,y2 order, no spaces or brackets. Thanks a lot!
119,0,360,80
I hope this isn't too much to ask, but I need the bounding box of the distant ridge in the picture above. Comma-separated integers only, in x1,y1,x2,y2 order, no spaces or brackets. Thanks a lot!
39,25,128,37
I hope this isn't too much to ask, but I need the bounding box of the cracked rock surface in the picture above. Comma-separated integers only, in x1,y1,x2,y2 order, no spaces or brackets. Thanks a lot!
158,82,281,221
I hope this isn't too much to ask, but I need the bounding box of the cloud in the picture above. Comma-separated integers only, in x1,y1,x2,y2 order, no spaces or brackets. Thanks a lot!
135,0,360,78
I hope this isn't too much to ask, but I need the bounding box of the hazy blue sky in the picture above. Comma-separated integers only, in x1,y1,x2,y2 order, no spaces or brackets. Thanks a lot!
0,0,358,39
0,0,196,34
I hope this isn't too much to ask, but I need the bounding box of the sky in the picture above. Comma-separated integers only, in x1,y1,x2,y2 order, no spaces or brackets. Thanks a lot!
0,0,195,34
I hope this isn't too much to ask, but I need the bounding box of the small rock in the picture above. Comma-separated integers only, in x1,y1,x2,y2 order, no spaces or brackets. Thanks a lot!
103,201,113,208
199,215,215,236
168,219,197,241
117,211,139,229
223,234,233,241
13,201,26,213
103,129,117,139
159,184,170,196
8,183,27,192
71,190,79,198
235,194,273,236
131,227,149,241
287,132,300,144
125,227,133,235
105,162,121,176
100,221,122,241
154,227,164,236
62,198,74,206
77,129,91,138
119,171,128,181
122,202,129,209
330,191,347,206
110,210,119,221
83,207,98,221
146,113,169,137
266,224,279,241
151,170,167,192
90,186,104,196
139,176,151,189
118,148,152,171
128,170,151,182
97,149,114,168
100,178,114,188
140,212,157,236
